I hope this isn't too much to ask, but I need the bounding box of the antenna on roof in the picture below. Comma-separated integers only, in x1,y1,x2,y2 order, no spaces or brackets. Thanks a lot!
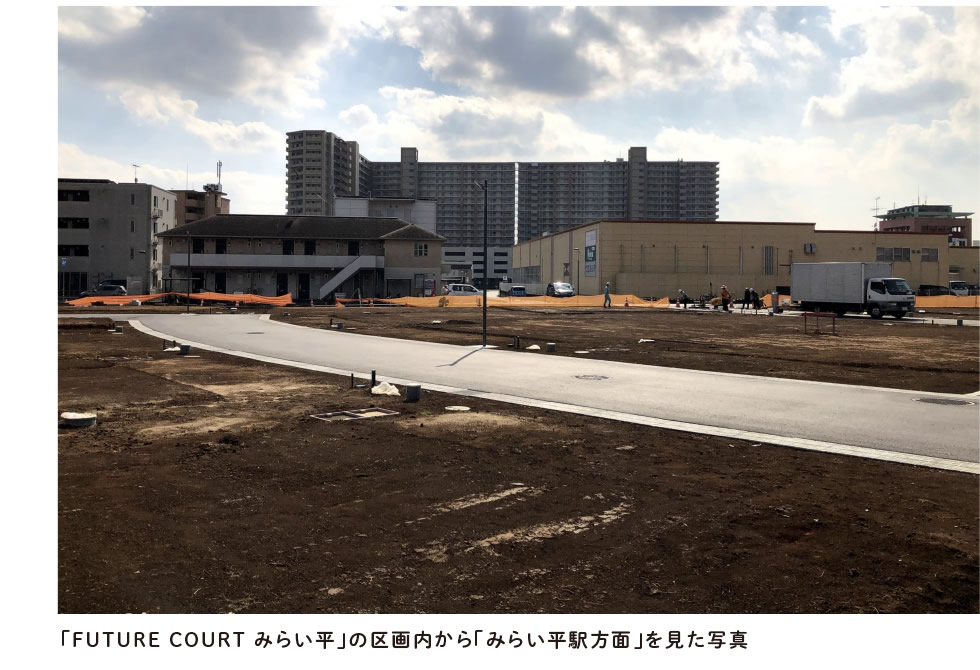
871,195,880,231
132,164,140,183
186,164,189,190
216,161,222,192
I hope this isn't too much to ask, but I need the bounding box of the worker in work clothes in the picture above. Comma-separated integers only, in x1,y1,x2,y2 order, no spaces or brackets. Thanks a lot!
603,282,612,308
678,289,690,309
751,288,760,312
721,285,731,311
742,287,751,312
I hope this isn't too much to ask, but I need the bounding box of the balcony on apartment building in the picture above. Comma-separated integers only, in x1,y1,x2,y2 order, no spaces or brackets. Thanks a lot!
169,252,385,271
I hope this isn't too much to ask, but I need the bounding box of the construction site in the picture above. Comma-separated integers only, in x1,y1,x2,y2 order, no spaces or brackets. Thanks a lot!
57,302,978,614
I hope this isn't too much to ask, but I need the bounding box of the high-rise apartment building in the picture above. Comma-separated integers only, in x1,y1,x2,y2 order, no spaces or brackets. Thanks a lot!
285,131,719,285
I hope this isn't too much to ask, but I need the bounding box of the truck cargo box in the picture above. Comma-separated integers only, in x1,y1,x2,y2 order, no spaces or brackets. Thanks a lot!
792,262,893,304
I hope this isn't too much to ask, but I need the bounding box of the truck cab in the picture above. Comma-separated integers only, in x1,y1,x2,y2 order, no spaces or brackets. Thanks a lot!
866,278,914,319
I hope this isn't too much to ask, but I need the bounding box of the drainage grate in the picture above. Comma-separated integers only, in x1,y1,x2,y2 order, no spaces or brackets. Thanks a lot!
913,397,975,406
575,375,609,381
310,407,400,422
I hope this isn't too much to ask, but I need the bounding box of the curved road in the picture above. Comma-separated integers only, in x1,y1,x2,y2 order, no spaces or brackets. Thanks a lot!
128,313,979,473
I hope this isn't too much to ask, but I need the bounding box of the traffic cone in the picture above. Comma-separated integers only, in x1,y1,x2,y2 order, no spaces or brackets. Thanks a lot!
624,297,630,307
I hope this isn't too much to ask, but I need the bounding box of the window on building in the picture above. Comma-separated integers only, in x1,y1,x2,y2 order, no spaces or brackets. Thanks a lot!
283,240,294,255
414,243,429,257
131,220,135,233
877,247,911,262
192,239,205,254
763,246,775,275
153,220,158,234
921,248,938,262
131,194,135,205
493,251,509,257
444,251,466,257
803,243,816,254
58,244,89,256
153,195,158,208
215,239,227,254
58,217,90,229
152,248,157,261
305,240,316,255
58,189,90,202
130,248,134,260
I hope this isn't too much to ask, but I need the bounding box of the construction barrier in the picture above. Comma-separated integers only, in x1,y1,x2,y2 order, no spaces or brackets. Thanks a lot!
914,295,980,308
339,294,664,308
66,291,292,307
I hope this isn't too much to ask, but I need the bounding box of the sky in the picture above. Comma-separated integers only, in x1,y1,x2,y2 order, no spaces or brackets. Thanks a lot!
55,4,979,230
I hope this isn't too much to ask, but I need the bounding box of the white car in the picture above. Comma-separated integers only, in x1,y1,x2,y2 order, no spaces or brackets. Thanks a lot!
446,283,481,296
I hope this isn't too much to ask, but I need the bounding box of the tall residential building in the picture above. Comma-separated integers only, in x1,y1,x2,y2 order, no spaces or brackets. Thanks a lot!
876,204,973,246
58,178,178,297
285,130,362,215
284,131,719,286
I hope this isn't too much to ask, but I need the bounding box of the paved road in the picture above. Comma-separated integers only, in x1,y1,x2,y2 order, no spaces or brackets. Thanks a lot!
127,313,979,470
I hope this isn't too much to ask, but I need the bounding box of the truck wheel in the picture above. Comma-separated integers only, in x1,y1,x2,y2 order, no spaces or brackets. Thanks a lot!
869,305,883,319
835,308,848,317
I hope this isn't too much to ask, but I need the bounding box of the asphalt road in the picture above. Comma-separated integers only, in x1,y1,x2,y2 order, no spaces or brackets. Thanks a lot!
126,313,980,470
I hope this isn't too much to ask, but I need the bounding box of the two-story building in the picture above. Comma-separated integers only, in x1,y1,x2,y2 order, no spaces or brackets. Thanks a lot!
157,214,445,301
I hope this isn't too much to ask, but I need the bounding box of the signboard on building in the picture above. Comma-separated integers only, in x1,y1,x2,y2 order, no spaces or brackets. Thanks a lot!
423,278,435,297
584,230,597,277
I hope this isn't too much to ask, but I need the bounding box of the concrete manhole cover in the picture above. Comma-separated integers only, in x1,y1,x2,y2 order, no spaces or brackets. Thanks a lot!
913,397,975,406
575,375,609,381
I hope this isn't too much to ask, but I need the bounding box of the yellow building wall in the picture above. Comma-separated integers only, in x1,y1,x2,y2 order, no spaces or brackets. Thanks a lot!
513,220,968,298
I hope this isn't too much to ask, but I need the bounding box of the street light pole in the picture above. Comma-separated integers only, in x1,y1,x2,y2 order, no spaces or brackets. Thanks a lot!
474,179,489,347
186,230,191,313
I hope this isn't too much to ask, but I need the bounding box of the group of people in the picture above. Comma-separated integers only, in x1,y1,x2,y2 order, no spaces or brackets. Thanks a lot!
676,285,761,312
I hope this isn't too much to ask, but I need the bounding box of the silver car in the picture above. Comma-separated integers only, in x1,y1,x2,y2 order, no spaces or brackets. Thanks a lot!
546,282,575,297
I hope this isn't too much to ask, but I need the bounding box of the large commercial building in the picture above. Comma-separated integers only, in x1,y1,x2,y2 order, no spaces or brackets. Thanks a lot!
58,178,178,297
158,214,444,301
513,219,979,298
876,204,973,246
284,131,719,286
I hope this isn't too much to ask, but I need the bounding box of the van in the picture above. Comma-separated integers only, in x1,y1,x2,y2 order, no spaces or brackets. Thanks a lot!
80,284,128,298
446,283,480,296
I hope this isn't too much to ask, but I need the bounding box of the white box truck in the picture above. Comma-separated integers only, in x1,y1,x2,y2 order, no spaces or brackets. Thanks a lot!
791,262,915,319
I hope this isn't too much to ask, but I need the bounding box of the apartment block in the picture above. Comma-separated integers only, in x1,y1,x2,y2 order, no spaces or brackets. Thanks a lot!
58,178,178,297
876,204,973,246
172,187,230,226
285,130,362,215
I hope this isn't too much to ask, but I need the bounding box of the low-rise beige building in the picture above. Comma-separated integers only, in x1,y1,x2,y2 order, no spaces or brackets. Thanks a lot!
157,214,444,301
513,220,980,297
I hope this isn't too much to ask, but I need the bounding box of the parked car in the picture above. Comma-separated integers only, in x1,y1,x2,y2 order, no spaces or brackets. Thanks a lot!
546,282,575,297
446,283,480,296
916,285,951,296
80,283,128,298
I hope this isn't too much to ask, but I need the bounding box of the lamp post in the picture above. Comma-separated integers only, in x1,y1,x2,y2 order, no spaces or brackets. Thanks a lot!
473,179,489,347
574,248,580,294
186,230,192,313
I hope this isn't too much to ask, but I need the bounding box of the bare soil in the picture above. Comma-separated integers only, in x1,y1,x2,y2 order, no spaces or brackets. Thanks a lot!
58,315,978,614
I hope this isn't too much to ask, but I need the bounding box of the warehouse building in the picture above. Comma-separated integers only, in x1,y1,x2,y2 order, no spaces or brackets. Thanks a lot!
512,219,979,298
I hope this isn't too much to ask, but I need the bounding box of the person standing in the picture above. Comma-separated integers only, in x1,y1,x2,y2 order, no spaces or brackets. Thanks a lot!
603,282,612,308
678,289,689,309
742,287,751,312
721,285,731,312
751,288,760,312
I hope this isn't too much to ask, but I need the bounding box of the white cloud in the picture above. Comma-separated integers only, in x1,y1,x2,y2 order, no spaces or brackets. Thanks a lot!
804,6,979,125
118,87,282,153
58,7,146,43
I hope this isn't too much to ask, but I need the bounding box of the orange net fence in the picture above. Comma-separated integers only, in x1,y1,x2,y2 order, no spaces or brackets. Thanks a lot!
913,295,980,308
339,294,666,308
66,292,292,307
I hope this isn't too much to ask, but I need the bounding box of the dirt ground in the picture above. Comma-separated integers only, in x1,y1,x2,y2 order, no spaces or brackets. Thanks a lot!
273,305,980,394
58,314,978,614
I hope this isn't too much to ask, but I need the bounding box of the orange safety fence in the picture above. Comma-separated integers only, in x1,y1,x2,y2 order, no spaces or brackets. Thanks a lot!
914,295,980,308
341,294,664,308
66,291,292,307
